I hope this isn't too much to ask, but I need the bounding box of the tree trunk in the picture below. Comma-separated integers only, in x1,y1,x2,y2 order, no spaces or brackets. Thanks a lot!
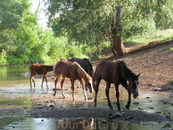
111,4,126,56
114,37,125,56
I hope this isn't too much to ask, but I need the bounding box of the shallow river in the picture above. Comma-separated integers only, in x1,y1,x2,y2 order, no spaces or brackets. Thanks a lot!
0,65,173,130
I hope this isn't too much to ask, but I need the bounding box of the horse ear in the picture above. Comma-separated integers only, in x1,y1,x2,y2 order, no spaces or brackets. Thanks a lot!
137,73,140,77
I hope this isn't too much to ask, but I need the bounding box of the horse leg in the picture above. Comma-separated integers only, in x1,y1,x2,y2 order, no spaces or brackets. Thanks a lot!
53,78,58,96
79,79,87,100
94,79,101,108
121,81,131,109
44,74,49,90
61,77,66,99
115,83,122,111
30,73,36,88
41,75,45,88
105,82,113,109
71,79,75,101
126,90,131,109
30,75,33,88
32,78,36,88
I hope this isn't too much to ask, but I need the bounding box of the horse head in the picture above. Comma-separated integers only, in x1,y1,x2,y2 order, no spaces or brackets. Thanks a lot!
85,77,94,93
129,73,140,98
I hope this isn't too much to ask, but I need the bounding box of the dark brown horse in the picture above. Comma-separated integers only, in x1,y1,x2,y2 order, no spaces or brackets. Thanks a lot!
53,60,93,100
68,58,94,89
30,64,53,89
93,60,140,111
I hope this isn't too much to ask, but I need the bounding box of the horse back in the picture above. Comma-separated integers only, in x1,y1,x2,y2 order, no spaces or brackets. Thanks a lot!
94,60,123,83
54,60,73,78
30,64,53,75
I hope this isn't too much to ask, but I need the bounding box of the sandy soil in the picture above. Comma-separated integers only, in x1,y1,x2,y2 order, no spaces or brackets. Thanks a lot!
25,41,173,123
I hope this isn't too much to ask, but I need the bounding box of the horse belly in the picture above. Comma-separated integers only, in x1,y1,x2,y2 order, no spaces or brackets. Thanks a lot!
100,70,115,83
34,67,45,75
60,68,72,78
102,77,114,84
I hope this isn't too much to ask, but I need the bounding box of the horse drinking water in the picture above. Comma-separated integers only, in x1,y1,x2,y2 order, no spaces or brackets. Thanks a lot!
93,60,140,111
30,64,53,89
68,58,94,89
53,60,93,100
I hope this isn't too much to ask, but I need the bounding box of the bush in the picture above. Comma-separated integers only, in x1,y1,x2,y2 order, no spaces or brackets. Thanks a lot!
123,18,156,39
7,56,24,65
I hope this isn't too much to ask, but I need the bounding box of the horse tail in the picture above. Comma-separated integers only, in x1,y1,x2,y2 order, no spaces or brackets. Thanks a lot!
53,62,59,77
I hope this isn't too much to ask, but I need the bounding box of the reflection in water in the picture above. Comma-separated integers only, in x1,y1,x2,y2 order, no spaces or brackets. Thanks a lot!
55,119,123,130
56,119,94,130
0,65,29,81
4,118,168,130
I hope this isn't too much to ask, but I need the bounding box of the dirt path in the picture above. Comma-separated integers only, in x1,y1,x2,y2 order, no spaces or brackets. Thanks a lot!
118,41,173,92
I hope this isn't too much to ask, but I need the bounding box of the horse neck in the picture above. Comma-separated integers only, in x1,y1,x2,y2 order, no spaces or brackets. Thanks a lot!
76,63,91,82
78,67,91,81
121,64,132,80
83,73,91,83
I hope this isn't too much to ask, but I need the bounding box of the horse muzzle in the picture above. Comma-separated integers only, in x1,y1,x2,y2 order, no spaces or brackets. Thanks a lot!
133,93,139,99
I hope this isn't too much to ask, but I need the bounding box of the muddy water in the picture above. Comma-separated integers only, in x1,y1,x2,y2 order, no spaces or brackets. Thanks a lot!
0,65,173,130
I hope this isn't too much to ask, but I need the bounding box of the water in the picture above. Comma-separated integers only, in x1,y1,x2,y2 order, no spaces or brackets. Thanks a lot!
0,65,172,130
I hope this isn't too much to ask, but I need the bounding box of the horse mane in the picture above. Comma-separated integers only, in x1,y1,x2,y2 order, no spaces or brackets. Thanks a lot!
83,58,94,76
120,61,132,80
71,62,92,81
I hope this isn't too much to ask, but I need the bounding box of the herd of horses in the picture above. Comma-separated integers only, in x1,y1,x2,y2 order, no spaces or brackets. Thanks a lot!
29,58,140,111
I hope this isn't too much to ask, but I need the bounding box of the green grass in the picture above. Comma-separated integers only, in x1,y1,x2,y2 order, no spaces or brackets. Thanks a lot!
124,29,173,44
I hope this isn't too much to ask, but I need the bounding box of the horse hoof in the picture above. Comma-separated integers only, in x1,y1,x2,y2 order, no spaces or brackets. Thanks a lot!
110,106,114,109
53,94,56,96
95,105,98,108
118,108,123,111
125,105,130,110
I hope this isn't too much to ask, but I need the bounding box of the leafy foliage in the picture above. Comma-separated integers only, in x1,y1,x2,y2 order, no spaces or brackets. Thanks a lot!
45,0,173,48
0,0,89,66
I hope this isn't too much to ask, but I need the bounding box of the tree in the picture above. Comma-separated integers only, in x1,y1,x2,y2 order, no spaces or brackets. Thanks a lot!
44,0,173,56
0,0,29,30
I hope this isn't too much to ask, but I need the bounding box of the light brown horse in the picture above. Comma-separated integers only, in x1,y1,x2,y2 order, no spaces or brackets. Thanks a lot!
30,64,53,89
68,58,94,90
53,59,93,100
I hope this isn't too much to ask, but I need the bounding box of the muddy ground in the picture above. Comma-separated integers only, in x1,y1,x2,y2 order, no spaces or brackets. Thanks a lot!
4,41,173,124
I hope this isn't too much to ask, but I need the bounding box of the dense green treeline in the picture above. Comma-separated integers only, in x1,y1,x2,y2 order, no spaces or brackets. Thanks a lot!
0,0,173,66
0,0,97,66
